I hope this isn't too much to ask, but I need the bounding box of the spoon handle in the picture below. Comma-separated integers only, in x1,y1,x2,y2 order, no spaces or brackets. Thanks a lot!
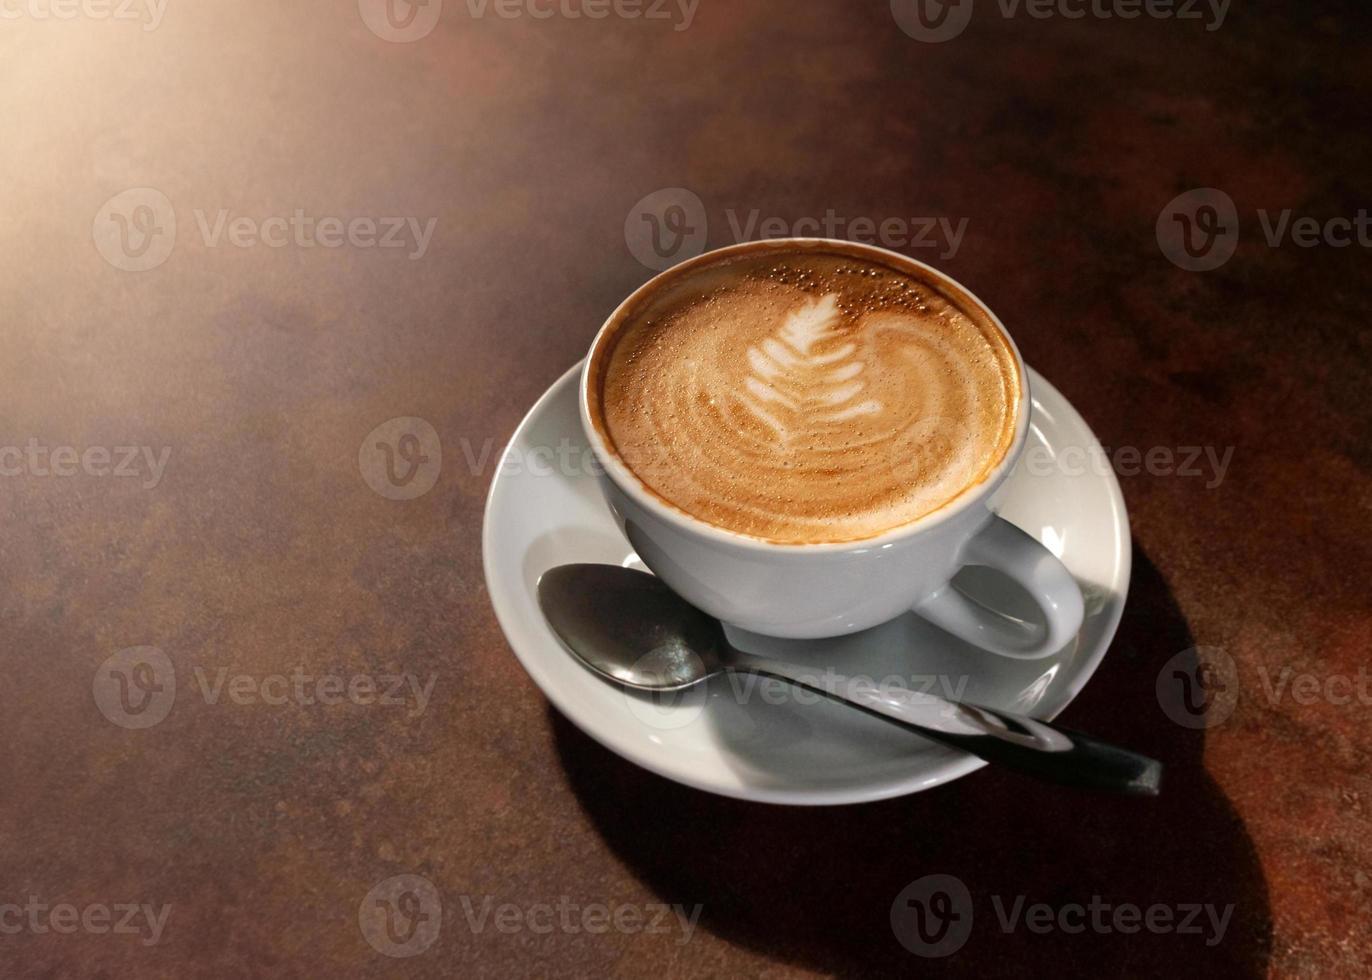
728,656,1162,795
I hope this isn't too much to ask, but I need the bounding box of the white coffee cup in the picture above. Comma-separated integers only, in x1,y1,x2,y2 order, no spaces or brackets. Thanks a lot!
580,239,1083,657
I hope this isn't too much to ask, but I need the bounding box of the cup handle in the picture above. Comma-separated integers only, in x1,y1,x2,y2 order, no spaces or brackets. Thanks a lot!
913,516,1084,660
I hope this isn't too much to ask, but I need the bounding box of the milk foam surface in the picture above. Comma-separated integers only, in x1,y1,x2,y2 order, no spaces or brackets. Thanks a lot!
590,246,1020,544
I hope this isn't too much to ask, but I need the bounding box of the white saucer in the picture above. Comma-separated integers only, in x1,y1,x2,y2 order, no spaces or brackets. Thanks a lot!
483,363,1130,805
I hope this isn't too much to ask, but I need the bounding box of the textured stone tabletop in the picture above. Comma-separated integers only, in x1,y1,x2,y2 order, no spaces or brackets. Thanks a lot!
1,1,1368,976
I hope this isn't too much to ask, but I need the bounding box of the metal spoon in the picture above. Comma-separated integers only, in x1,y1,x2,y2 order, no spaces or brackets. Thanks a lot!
538,564,1161,795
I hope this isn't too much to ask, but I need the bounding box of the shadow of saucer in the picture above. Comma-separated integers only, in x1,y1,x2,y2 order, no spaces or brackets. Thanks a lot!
549,545,1272,976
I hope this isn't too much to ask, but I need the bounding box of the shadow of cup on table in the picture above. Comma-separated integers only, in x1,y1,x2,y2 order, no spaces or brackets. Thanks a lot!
549,545,1272,976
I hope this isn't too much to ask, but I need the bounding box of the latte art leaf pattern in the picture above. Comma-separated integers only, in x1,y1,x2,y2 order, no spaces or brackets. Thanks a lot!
739,294,882,441
593,248,1019,543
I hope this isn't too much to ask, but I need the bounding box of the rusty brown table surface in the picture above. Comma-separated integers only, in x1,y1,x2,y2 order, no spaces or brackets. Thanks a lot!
2,1,1370,976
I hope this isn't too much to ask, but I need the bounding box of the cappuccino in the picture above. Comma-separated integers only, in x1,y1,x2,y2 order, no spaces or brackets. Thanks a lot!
588,242,1021,544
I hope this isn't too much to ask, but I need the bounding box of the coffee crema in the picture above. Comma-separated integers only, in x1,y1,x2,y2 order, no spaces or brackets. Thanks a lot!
587,243,1021,544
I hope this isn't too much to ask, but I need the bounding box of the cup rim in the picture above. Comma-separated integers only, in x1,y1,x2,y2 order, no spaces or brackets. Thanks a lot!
580,238,1032,554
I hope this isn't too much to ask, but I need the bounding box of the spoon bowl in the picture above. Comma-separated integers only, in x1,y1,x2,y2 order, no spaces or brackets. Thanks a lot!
537,563,725,690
